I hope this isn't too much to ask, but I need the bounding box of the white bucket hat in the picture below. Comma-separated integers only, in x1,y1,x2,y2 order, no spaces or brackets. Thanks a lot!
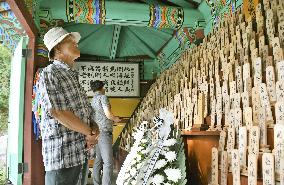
43,27,81,58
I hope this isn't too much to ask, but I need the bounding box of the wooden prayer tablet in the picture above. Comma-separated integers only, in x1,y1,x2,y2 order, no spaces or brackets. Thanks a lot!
266,56,273,67
266,66,277,103
211,147,219,185
249,126,260,156
227,127,235,151
278,22,284,47
220,151,228,185
258,106,268,147
274,48,284,63
218,130,226,151
272,37,281,50
210,98,216,127
277,61,284,81
274,124,284,179
242,91,250,107
243,107,253,129
277,7,284,23
276,80,284,102
262,153,275,185
262,45,269,62
251,48,259,61
234,93,241,109
239,126,247,169
250,39,256,52
258,83,273,122
281,156,284,185
231,149,241,185
275,101,284,125
263,0,270,10
253,57,262,86
245,77,253,96
248,154,258,185
244,55,249,65
259,35,265,49
230,81,236,96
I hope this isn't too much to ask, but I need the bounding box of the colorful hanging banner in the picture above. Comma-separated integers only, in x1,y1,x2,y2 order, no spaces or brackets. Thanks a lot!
148,5,184,29
66,0,106,24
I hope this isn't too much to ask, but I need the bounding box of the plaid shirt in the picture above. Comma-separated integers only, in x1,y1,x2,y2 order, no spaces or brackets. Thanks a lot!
39,60,96,171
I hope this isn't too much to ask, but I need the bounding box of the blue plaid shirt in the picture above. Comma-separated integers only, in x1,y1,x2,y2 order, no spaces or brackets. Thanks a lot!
39,60,96,171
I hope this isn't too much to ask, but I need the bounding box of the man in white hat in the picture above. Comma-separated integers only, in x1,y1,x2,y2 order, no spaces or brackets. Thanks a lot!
39,27,99,185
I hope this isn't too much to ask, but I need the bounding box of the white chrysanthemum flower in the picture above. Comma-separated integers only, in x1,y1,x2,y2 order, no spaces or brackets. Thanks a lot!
137,162,142,169
131,180,137,185
136,154,142,161
164,168,182,183
163,138,177,146
124,172,130,180
133,130,144,141
154,159,167,170
141,139,148,143
130,159,136,166
152,174,164,185
141,149,148,154
137,146,144,151
164,183,171,185
161,147,170,155
130,168,136,176
164,151,177,162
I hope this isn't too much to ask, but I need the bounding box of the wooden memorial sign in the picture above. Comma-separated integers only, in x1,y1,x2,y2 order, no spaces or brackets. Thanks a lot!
249,126,260,156
263,0,270,10
220,151,228,185
276,80,284,102
233,93,241,109
253,57,262,87
216,95,223,131
275,101,284,125
279,22,284,48
209,98,216,131
231,149,241,185
211,147,219,185
281,156,284,185
192,93,208,131
266,66,277,103
262,153,275,185
229,109,235,128
277,61,284,81
242,91,250,108
239,126,248,172
244,107,253,129
248,154,258,185
219,130,226,151
227,127,235,153
224,95,231,129
236,66,243,93
258,106,270,152
252,87,261,124
274,124,284,180
230,81,237,96
259,83,274,124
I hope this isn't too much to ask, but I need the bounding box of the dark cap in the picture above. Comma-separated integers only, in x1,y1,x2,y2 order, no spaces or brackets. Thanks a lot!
90,80,105,92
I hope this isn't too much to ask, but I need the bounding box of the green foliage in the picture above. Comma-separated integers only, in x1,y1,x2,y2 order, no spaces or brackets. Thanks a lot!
0,44,12,135
0,166,6,185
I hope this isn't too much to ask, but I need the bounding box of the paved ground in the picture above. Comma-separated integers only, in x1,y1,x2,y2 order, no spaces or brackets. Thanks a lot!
87,168,118,185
